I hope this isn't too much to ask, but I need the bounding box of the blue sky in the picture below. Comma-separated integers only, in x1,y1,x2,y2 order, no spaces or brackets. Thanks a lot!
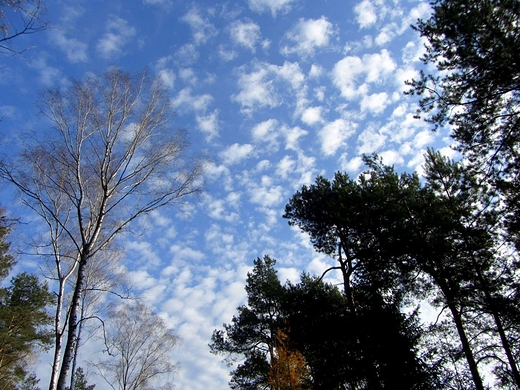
0,0,455,388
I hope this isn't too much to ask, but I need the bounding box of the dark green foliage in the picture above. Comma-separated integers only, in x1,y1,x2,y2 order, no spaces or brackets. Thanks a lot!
66,367,95,390
210,256,284,389
285,276,437,390
284,156,429,322
0,212,55,389
0,212,15,280
420,151,520,388
0,273,55,388
211,256,436,389
407,6,520,382
16,372,41,390
282,275,352,389
284,161,447,389
407,0,520,245
284,153,520,388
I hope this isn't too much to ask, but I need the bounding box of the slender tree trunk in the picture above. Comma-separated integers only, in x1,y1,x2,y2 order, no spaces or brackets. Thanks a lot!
56,250,89,390
337,241,382,390
490,307,520,387
338,240,356,315
49,275,67,390
444,295,485,390
69,293,86,390
469,253,520,387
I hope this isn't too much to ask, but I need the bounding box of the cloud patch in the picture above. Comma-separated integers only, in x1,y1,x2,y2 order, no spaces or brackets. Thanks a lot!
196,110,220,141
97,16,136,59
248,0,298,17
354,0,377,29
232,61,305,115
229,19,267,52
331,49,396,100
319,118,356,156
220,143,254,165
281,16,335,58
51,29,88,63
181,6,218,45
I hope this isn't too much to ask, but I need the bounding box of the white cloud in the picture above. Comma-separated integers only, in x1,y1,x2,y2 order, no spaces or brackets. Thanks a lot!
281,16,335,58
314,86,326,101
29,55,62,86
360,92,389,114
402,39,427,64
381,103,429,144
170,245,206,264
196,110,220,141
357,124,386,154
181,6,218,45
309,64,323,78
301,106,324,125
332,49,396,100
342,155,364,172
354,0,377,29
251,119,280,150
97,16,136,59
143,0,173,5
126,240,161,267
217,45,238,61
205,196,239,222
274,61,306,90
51,29,88,63
248,0,298,17
248,175,284,208
175,43,200,65
394,65,419,92
157,68,175,89
219,143,254,165
173,88,213,113
278,267,300,284
283,125,308,151
380,149,404,166
232,61,304,115
232,63,279,114
319,119,356,156
364,50,397,82
256,159,271,171
375,24,396,46
155,56,176,89
179,68,197,84
204,162,233,191
413,130,434,148
229,19,262,52
402,2,432,33
331,55,367,99
293,152,317,186
0,105,17,120
276,155,295,179
128,269,157,289
59,4,85,25
252,118,278,141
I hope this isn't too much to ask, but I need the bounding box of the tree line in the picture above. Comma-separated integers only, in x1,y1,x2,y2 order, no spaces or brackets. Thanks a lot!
211,0,520,389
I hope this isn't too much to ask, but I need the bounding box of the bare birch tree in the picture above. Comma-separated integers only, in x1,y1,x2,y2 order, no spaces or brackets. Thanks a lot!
0,69,204,390
93,302,179,390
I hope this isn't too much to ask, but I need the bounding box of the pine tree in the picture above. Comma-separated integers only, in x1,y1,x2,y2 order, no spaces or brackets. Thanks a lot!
0,210,54,389
67,367,95,390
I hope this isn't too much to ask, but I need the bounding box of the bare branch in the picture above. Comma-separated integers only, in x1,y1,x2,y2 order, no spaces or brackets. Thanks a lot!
0,68,203,390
